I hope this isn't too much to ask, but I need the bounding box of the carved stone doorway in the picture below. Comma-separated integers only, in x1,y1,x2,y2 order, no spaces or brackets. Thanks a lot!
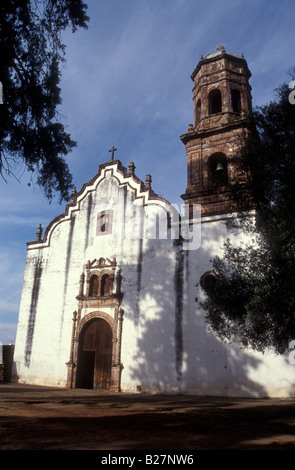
76,318,112,390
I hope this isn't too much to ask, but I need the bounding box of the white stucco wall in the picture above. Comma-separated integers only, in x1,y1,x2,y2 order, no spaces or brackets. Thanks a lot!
13,162,295,397
182,215,295,397
14,163,180,390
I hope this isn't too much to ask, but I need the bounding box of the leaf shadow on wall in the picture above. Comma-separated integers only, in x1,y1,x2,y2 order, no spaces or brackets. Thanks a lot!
119,233,293,397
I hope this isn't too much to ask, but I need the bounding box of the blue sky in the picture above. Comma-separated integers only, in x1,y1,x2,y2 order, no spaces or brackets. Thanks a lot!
1,0,294,344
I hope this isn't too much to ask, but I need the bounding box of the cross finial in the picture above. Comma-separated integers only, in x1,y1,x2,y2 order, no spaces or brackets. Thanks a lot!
109,146,117,162
217,44,225,52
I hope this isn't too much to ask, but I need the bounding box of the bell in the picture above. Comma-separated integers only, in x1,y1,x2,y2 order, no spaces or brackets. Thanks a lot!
213,162,226,185
215,162,224,172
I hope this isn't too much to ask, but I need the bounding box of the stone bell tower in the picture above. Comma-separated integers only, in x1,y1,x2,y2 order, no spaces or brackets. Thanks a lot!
180,46,252,217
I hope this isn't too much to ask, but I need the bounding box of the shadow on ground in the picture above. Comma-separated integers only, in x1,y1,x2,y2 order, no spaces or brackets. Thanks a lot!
0,384,295,450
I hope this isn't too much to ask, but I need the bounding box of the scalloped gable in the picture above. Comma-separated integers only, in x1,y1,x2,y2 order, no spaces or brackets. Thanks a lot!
27,159,171,250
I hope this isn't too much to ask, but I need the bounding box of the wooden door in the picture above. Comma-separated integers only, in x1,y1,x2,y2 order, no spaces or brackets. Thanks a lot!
77,319,112,390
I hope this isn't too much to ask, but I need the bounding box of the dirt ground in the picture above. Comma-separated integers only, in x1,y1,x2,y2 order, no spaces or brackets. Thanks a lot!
1,383,295,452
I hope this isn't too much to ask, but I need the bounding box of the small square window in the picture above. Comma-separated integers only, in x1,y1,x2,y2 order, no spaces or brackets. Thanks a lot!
96,210,113,236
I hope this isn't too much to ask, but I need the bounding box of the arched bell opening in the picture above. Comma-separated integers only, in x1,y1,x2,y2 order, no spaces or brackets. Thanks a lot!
208,153,228,188
208,89,222,115
231,88,241,113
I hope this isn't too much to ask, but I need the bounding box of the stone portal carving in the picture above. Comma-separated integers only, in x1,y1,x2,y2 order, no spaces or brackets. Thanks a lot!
66,257,124,391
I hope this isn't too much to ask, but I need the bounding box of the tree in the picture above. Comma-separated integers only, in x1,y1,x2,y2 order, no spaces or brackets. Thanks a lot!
0,0,89,202
201,73,295,354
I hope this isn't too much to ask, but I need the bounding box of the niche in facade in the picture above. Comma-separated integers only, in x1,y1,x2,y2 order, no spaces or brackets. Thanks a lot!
200,270,218,293
96,210,113,236
83,258,120,300
101,274,112,296
89,274,99,296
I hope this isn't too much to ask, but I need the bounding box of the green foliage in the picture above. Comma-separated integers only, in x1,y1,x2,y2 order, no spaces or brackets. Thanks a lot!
202,73,295,354
0,0,89,201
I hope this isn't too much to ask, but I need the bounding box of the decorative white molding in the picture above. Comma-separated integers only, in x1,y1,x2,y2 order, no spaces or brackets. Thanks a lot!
27,161,171,250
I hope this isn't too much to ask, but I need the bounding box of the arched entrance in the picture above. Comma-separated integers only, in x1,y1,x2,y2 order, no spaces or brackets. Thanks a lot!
76,318,113,390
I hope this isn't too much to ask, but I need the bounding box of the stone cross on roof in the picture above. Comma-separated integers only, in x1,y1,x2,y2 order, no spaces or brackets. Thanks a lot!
217,44,226,52
109,146,117,162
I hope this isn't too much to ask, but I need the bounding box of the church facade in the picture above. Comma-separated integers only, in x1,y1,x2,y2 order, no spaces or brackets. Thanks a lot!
13,49,295,397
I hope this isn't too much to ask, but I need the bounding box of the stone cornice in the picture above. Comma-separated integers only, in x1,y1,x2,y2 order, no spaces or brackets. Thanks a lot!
190,51,251,82
180,116,250,144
